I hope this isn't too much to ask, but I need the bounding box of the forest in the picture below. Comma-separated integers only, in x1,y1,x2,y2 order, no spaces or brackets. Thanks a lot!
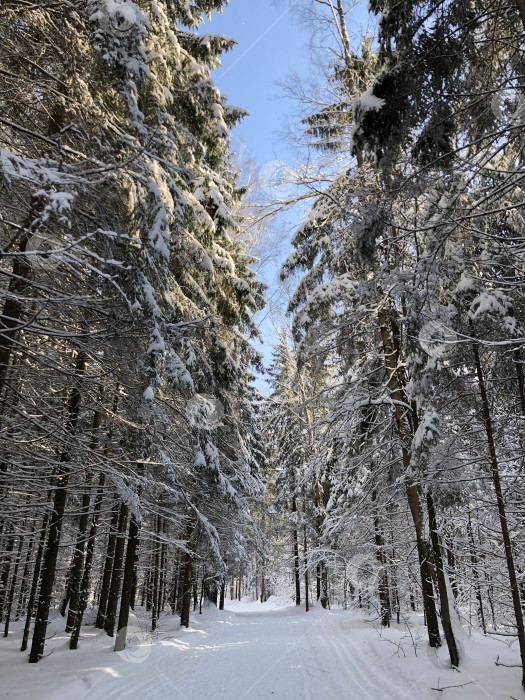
0,0,524,697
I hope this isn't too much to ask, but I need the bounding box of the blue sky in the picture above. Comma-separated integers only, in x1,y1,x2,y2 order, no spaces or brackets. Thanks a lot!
200,2,316,386
200,1,372,387
202,1,373,168
202,1,311,167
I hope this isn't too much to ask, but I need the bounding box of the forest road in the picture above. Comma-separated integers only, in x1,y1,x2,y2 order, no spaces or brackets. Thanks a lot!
79,602,425,700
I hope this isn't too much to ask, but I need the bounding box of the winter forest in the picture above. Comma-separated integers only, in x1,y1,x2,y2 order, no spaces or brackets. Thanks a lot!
0,0,524,698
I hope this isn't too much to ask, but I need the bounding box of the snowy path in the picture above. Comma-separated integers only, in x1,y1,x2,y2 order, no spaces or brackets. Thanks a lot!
2,598,522,699
68,603,418,700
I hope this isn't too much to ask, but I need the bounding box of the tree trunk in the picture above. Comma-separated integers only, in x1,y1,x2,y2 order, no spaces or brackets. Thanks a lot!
152,514,161,632
193,577,199,612
158,530,166,617
180,550,193,628
260,573,265,604
472,336,525,688
427,491,460,667
95,497,120,629
145,565,152,612
321,564,330,609
29,352,85,663
304,523,309,613
292,496,301,605
514,347,525,415
0,531,14,623
28,472,70,662
131,548,138,613
377,307,441,647
170,550,180,614
70,473,106,650
335,0,352,71
104,502,128,637
17,530,34,619
64,488,92,632
372,490,391,627
445,540,458,601
0,229,33,399
467,510,486,635
65,405,102,632
3,535,23,637
114,515,140,653
21,496,52,652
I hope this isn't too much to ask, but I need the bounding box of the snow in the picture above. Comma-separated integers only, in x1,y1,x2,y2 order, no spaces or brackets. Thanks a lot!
1,601,522,699
454,273,476,293
357,87,386,112
412,409,439,451
0,149,81,187
143,386,155,400
469,290,510,319
194,449,206,467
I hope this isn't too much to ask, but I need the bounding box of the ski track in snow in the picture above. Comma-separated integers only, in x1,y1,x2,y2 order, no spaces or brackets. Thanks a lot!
1,599,522,699
82,605,409,700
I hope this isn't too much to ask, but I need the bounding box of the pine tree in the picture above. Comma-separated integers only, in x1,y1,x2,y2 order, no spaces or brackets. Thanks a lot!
0,0,267,662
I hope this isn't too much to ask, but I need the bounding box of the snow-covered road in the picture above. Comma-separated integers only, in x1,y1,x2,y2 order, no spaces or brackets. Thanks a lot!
87,604,407,700
2,598,521,699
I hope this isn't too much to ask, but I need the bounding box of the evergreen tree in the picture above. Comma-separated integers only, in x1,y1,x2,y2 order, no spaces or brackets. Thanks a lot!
0,0,266,662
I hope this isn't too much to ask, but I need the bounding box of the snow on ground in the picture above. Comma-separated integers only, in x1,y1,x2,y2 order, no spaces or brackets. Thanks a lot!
1,598,522,699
